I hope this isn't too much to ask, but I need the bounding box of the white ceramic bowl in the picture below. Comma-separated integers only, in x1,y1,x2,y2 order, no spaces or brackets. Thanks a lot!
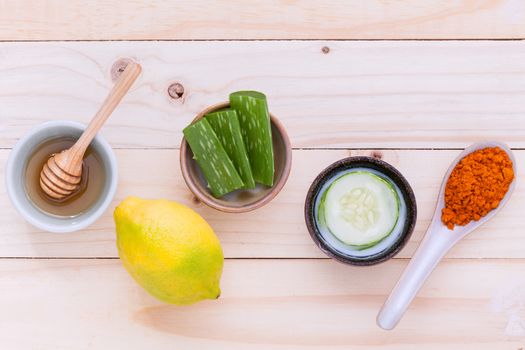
5,121,118,233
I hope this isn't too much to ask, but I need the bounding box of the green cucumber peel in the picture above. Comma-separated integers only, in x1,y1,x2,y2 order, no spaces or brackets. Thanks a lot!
317,187,328,228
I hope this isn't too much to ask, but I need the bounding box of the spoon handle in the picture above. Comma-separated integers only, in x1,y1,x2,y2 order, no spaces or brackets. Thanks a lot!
75,62,142,152
377,225,455,330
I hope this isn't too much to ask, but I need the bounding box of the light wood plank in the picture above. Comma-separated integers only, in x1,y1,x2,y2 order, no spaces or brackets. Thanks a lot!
2,41,525,149
1,149,523,259
0,1,524,40
0,258,523,349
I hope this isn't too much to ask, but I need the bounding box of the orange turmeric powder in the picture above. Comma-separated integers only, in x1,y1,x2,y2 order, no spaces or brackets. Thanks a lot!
441,147,514,230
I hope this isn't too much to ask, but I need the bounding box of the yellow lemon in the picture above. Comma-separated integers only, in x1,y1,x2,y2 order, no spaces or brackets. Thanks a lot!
114,197,223,305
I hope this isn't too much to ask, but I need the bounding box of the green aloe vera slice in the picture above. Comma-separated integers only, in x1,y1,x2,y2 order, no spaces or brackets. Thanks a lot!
230,91,275,187
205,109,256,189
183,119,244,197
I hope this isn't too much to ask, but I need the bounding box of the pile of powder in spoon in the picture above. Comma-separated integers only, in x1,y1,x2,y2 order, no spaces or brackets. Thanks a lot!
441,147,514,230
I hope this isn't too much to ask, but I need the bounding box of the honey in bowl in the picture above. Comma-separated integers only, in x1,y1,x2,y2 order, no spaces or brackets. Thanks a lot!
24,137,106,217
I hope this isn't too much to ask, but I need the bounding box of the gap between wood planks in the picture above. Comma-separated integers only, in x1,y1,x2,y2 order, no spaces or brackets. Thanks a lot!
0,39,524,43
0,257,520,261
3,147,525,151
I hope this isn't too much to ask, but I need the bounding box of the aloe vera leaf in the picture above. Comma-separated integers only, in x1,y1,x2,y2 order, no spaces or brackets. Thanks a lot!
183,119,244,197
205,109,256,189
229,91,274,186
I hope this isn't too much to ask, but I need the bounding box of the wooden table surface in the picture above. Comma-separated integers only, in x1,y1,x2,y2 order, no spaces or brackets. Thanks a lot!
1,1,525,349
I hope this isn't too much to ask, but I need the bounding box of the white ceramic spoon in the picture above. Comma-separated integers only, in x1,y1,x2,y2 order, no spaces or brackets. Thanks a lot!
377,141,517,330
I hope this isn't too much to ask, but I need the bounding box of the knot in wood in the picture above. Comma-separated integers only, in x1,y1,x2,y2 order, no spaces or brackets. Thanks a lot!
371,151,383,159
168,83,185,99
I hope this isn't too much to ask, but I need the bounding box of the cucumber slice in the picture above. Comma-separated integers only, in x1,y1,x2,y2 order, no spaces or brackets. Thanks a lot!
322,171,399,246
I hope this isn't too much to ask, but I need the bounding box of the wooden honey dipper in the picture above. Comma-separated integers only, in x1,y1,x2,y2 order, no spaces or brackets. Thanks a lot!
40,62,141,200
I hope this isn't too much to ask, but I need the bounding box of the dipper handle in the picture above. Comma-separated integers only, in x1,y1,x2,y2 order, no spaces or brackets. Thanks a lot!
74,61,142,155
39,61,141,200
377,225,455,330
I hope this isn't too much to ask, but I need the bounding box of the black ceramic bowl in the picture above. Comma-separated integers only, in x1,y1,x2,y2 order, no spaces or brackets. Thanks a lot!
304,156,417,266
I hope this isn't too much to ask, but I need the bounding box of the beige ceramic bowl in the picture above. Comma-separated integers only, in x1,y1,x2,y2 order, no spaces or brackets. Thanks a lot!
180,101,292,213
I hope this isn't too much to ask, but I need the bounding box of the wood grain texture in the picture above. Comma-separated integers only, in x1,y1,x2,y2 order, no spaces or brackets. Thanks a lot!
1,149,523,259
1,258,524,349
1,41,525,149
0,0,524,40
1,30,524,347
